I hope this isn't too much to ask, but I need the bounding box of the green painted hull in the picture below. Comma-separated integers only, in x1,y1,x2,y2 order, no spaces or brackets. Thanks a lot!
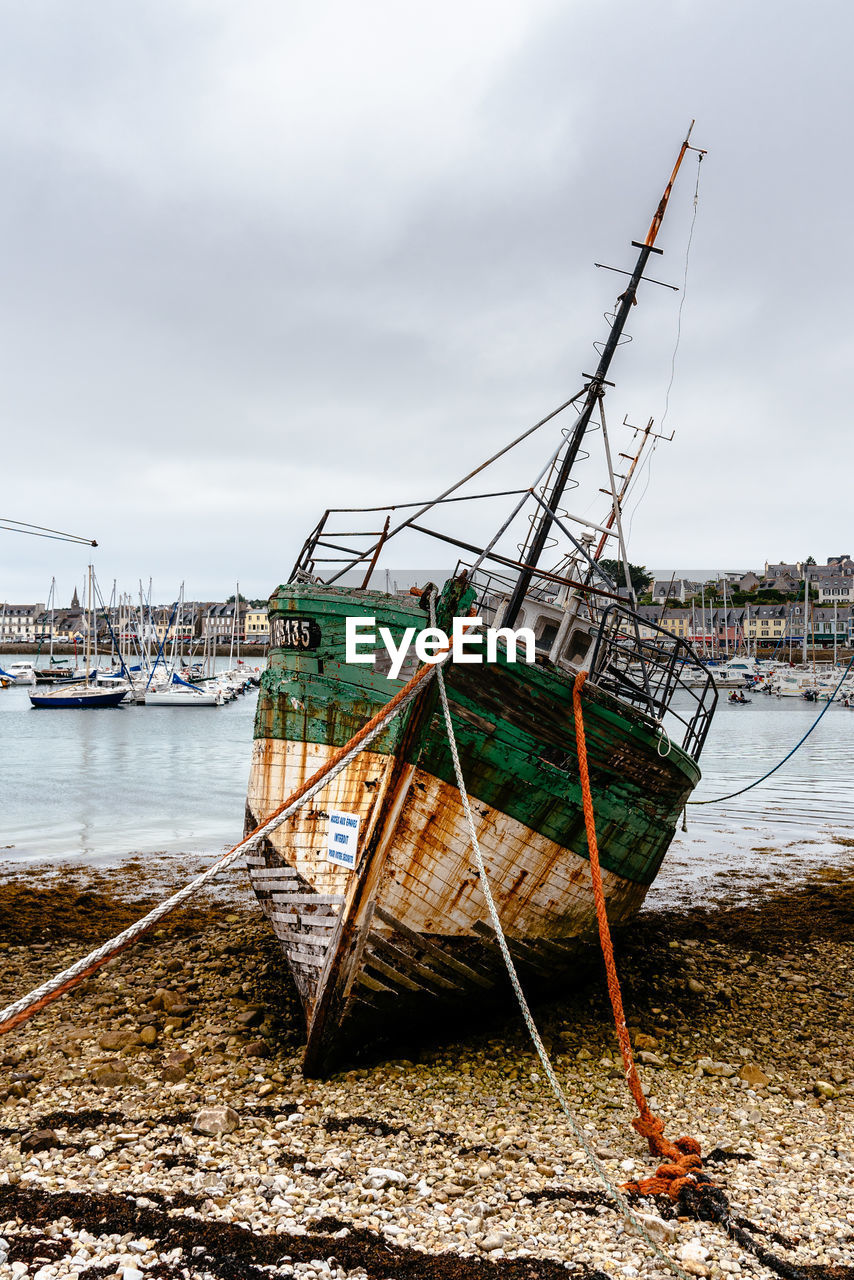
255,584,698,886
246,582,702,1073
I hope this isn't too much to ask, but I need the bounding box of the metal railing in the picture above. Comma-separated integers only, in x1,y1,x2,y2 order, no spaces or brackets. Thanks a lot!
589,604,717,760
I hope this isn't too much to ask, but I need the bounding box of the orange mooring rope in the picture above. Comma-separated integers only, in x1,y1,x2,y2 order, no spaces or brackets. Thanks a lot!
572,669,705,1199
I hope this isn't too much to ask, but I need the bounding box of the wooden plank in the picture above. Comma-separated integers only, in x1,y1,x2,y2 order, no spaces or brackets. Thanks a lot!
356,970,394,995
368,931,460,992
287,949,327,968
364,950,434,995
374,905,493,988
275,893,345,905
471,920,553,975
267,910,300,926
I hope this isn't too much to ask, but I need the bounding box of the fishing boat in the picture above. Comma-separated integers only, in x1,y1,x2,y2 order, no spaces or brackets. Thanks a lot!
244,130,718,1076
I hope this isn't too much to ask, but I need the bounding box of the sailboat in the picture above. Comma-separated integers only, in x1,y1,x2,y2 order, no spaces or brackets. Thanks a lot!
33,579,74,683
244,129,718,1075
29,567,128,709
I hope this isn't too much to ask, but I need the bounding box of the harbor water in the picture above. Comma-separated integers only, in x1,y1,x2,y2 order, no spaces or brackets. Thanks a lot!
1,665,852,904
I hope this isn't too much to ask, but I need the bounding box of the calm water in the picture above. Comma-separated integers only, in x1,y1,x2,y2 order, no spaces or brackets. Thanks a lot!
0,660,259,863
1,664,853,902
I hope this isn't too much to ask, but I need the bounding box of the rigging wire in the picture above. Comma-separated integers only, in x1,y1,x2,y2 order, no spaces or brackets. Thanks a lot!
0,518,97,547
688,653,854,806
625,151,704,543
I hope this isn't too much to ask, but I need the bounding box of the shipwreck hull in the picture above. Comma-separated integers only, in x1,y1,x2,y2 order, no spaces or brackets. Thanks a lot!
245,584,703,1075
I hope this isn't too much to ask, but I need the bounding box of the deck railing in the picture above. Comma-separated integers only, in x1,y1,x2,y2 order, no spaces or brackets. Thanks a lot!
589,604,717,761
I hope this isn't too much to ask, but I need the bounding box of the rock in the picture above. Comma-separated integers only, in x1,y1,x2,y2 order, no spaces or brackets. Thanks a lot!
637,1051,665,1067
87,1144,106,1160
814,1080,838,1099
478,1232,507,1252
20,1128,60,1153
90,1064,136,1087
634,1033,659,1050
638,1212,678,1243
697,1057,737,1078
150,988,193,1014
679,1239,709,1275
245,1038,272,1058
236,1008,265,1028
161,1063,188,1083
166,1048,195,1070
686,977,706,995
575,1048,593,1061
98,1029,140,1051
363,1167,407,1189
194,1105,240,1135
740,1063,771,1088
139,1026,158,1046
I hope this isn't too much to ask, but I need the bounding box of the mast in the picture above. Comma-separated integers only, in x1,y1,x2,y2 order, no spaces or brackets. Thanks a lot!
502,125,699,629
49,577,55,667
85,565,92,687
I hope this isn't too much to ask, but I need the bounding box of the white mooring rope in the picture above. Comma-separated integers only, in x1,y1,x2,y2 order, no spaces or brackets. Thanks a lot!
429,594,695,1277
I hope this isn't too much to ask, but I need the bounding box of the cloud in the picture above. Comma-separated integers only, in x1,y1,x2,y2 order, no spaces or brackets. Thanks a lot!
2,0,853,605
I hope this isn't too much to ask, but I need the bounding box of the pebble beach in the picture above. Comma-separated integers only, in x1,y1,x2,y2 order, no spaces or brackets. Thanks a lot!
0,855,852,1280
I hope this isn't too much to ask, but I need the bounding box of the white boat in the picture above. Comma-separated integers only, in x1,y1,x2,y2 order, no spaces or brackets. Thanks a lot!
3,661,36,684
144,686,221,706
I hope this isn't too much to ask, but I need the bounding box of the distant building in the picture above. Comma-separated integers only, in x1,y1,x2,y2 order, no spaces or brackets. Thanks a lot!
0,603,46,643
244,606,270,643
651,579,697,604
764,561,803,582
817,578,854,603
202,602,248,644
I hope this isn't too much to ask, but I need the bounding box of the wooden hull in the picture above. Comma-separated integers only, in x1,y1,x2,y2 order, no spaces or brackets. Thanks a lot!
245,584,701,1075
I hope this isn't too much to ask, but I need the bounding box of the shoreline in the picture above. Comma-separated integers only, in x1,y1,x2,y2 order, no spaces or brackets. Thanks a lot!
0,857,852,1278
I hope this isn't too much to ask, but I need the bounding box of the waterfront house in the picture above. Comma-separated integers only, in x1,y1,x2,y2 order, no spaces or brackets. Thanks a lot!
0,603,46,644
244,606,270,643
817,577,854,604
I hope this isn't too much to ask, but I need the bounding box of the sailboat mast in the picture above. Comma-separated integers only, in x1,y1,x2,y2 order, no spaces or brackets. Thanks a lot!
49,577,55,666
502,125,698,629
85,565,93,687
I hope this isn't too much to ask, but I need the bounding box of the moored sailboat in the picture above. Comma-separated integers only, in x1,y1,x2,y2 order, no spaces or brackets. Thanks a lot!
29,567,128,709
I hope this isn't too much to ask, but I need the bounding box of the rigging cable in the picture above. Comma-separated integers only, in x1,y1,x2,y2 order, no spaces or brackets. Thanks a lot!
688,652,854,805
626,151,704,543
0,518,97,547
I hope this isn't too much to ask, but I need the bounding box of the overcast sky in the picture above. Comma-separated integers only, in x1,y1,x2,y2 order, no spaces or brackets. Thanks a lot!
2,0,852,605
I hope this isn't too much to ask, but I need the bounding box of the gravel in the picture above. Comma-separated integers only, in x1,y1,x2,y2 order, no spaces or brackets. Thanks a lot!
0,855,852,1280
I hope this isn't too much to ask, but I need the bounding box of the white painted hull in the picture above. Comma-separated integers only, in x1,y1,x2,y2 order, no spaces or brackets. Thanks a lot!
144,689,220,706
